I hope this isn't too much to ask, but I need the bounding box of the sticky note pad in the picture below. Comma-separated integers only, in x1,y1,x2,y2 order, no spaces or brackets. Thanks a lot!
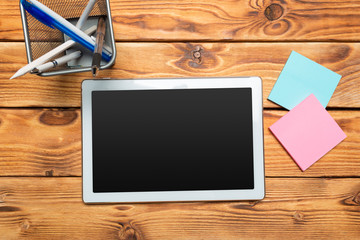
269,94,346,171
268,51,342,110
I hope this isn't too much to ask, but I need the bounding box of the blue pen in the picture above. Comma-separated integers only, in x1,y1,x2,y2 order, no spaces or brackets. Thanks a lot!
21,0,112,62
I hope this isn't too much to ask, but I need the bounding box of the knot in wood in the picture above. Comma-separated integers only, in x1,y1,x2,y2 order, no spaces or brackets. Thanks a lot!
0,193,6,202
118,223,141,240
192,45,203,64
194,45,202,52
40,109,78,126
264,4,284,21
20,219,30,232
193,51,201,59
353,192,360,205
0,206,21,212
293,211,304,222
45,169,54,176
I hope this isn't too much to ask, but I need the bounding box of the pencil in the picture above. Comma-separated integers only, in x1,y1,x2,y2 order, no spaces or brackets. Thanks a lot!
91,16,107,77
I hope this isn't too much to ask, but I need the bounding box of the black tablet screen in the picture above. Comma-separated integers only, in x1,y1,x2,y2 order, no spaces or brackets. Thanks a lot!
92,88,254,192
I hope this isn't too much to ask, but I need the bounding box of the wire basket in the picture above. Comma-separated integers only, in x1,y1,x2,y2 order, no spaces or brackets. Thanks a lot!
20,0,116,76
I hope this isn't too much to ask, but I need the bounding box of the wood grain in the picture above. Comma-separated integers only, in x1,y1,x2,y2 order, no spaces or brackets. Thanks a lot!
0,109,81,177
2,0,360,41
0,109,358,177
2,0,359,238
0,177,359,239
2,42,360,108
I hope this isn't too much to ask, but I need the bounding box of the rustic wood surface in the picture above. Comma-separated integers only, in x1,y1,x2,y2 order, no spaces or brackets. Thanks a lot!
0,0,359,239
1,42,360,108
0,109,358,178
2,0,360,41
0,177,359,239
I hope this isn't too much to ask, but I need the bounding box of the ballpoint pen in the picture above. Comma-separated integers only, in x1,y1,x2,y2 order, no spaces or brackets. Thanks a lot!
10,25,96,80
31,51,82,74
11,0,96,80
20,0,112,61
92,16,107,77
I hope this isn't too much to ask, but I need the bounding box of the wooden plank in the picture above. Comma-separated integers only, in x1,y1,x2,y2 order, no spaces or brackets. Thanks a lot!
2,0,360,41
2,42,360,108
0,177,359,239
0,109,358,177
0,109,81,177
0,1,23,41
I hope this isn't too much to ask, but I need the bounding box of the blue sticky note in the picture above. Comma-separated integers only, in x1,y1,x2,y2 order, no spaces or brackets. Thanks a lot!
268,51,342,110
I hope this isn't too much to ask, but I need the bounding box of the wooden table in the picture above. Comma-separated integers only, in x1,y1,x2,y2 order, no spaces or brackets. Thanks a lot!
1,0,360,239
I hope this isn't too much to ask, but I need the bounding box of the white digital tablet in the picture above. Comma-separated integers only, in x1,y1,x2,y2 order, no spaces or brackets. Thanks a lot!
82,77,265,203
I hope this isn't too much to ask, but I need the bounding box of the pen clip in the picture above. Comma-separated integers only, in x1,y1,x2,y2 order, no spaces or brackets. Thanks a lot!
21,0,55,29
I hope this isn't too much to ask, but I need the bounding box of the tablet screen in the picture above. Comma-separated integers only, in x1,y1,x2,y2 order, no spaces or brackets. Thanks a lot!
92,88,254,193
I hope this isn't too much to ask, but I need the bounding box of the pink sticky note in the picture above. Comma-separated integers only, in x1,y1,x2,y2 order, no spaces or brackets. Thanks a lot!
269,94,346,171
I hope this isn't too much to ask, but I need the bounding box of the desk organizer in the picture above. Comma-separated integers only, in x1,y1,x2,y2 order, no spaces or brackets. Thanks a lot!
20,0,116,76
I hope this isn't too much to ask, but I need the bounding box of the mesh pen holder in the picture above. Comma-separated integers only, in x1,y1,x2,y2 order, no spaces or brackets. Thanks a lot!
20,0,116,76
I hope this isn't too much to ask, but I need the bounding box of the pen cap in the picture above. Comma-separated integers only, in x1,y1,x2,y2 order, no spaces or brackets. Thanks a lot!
20,0,116,76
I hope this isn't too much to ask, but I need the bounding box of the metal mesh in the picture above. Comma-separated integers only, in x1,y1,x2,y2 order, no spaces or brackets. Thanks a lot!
24,0,107,67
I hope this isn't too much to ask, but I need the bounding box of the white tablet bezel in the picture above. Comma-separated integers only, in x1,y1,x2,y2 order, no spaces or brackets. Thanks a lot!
82,77,265,203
